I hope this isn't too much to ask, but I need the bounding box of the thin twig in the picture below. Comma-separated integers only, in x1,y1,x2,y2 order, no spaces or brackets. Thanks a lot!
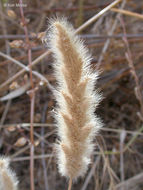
98,138,119,188
0,100,11,130
111,8,143,20
0,1,12,132
75,0,122,33
0,51,29,69
81,156,101,190
0,34,34,39
120,16,143,116
0,9,24,30
31,4,109,13
1,33,143,40
119,130,126,184
10,145,30,159
1,123,54,128
0,51,54,92
116,172,143,190
124,125,143,152
41,103,49,190
1,123,143,136
96,0,126,69
11,154,53,162
0,50,50,90
19,0,35,189
119,16,143,153
68,178,72,190
10,129,54,160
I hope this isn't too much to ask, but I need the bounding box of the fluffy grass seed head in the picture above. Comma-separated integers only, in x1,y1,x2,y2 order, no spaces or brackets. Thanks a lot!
47,18,102,180
0,157,18,190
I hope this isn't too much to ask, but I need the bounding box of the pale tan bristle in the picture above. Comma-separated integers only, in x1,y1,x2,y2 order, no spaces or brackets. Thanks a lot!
47,18,102,180
0,157,18,190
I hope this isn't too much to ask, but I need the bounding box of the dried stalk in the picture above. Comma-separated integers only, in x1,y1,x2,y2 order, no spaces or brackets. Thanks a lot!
120,16,143,117
68,178,72,190
19,0,35,190
111,8,143,20
75,0,122,33
0,50,50,90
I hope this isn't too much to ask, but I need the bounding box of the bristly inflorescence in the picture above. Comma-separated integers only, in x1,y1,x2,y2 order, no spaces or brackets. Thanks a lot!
0,157,18,190
47,18,102,180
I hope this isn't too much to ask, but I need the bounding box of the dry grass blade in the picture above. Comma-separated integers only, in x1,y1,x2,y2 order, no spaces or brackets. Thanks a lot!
75,0,122,33
116,172,143,190
0,51,51,86
111,8,143,20
0,50,50,90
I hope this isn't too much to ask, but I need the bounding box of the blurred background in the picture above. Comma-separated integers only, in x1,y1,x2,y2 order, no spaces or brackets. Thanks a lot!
0,0,143,189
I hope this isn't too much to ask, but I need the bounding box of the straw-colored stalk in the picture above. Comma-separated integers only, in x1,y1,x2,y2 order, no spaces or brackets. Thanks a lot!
0,157,18,190
47,18,102,181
